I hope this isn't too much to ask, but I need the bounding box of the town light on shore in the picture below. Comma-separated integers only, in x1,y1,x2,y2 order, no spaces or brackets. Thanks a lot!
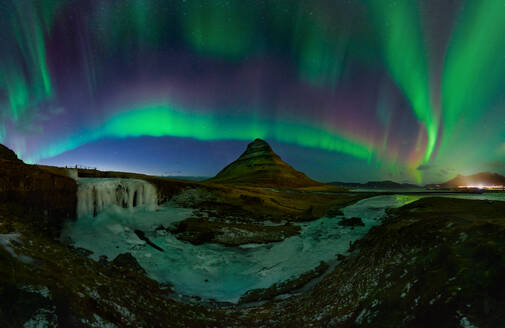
458,185,505,190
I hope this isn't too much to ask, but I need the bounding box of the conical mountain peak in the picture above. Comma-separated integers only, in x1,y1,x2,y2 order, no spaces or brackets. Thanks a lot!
209,139,322,188
236,139,278,162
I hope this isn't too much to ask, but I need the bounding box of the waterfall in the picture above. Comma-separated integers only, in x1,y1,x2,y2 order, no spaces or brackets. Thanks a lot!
77,178,158,218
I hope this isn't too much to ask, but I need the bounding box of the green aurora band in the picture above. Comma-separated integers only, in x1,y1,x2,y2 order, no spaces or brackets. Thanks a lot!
368,0,438,163
441,0,505,156
4,0,505,181
0,0,53,122
30,104,374,164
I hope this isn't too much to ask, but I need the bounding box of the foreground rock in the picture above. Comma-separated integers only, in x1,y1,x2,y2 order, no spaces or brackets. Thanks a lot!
112,253,146,274
171,218,301,246
0,210,231,327
246,197,505,327
239,261,329,304
0,145,76,237
0,144,21,162
2,188,505,326
338,217,365,227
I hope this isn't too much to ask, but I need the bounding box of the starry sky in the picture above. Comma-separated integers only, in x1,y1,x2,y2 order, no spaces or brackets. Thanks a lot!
1,0,505,184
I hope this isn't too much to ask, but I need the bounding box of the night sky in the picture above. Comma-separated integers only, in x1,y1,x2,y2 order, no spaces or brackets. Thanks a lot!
1,0,505,183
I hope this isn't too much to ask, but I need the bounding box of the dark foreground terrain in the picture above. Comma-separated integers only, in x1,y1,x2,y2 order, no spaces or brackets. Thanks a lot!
0,144,504,326
3,185,503,326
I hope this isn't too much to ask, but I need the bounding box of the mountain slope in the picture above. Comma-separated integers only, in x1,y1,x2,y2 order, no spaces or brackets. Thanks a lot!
427,172,505,188
329,180,420,189
207,139,323,188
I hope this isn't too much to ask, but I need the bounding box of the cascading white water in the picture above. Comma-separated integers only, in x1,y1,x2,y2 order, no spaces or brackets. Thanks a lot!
77,178,158,218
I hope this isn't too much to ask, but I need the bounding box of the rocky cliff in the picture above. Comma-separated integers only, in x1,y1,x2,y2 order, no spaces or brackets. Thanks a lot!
208,138,323,188
0,144,21,162
0,145,77,236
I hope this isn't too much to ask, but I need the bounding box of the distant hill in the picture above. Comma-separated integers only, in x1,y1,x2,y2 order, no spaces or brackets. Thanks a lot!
426,172,505,189
207,138,323,188
329,180,420,189
159,176,209,181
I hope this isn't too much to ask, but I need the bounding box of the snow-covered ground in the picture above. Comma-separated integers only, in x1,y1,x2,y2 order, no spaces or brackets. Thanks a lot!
0,233,33,264
61,179,505,303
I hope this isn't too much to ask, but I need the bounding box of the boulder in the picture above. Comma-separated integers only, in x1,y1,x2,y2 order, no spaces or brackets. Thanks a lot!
239,261,329,304
338,217,365,227
112,253,146,274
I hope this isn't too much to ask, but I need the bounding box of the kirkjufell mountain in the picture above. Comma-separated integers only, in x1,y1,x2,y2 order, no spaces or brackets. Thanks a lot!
208,138,323,188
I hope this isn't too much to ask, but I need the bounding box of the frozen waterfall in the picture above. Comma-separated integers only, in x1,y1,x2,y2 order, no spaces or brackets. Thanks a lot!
77,178,158,218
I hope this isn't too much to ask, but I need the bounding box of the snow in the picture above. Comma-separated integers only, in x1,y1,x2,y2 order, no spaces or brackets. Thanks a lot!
81,314,118,328
0,233,33,263
460,316,479,328
23,308,57,328
21,285,51,299
355,308,370,324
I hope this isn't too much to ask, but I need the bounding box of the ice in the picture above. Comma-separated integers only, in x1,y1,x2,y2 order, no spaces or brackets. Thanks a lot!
64,181,505,303
64,185,423,303
77,178,158,218
0,233,33,263
342,194,422,220
460,316,479,328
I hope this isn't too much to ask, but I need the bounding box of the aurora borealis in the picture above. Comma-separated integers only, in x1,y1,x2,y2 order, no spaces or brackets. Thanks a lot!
1,0,505,183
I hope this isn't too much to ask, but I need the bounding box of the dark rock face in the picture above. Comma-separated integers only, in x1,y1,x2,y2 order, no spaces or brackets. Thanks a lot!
112,253,146,274
326,207,344,218
0,144,20,162
0,284,56,328
239,261,329,304
171,217,301,246
257,197,505,327
0,157,77,237
208,138,322,188
338,217,365,227
134,230,164,252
